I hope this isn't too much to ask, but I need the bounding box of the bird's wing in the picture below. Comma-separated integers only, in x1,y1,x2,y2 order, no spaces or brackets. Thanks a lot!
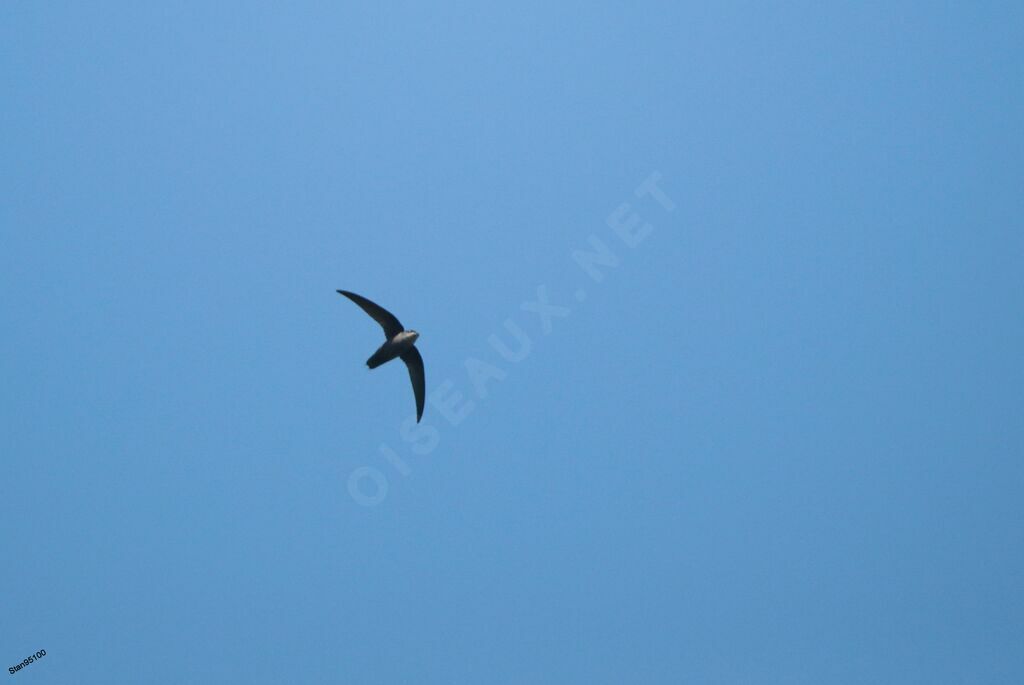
400,346,425,423
336,290,404,338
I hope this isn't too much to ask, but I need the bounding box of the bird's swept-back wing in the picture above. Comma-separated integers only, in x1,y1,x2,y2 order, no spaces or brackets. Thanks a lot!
337,290,404,339
400,347,425,423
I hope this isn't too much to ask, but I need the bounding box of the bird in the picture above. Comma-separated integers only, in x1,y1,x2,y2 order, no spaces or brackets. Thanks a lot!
336,290,425,422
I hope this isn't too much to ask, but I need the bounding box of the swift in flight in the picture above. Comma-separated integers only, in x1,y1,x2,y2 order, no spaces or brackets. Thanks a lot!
336,290,425,422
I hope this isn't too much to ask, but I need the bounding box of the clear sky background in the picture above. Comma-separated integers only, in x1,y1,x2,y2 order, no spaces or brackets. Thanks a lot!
2,2,1022,683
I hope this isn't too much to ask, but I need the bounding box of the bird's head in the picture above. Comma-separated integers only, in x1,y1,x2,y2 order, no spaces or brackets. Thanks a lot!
407,330,419,343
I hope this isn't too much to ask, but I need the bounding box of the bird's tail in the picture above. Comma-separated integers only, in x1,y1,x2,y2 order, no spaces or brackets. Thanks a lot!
366,346,394,369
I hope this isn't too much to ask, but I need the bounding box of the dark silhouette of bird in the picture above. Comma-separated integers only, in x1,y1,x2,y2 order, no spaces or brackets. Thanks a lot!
336,290,425,422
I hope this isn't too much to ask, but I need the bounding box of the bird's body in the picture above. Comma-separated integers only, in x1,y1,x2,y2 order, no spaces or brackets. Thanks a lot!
336,290,426,422
366,330,420,369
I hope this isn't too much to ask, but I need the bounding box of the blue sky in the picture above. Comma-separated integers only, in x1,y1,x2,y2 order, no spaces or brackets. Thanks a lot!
2,2,1022,683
